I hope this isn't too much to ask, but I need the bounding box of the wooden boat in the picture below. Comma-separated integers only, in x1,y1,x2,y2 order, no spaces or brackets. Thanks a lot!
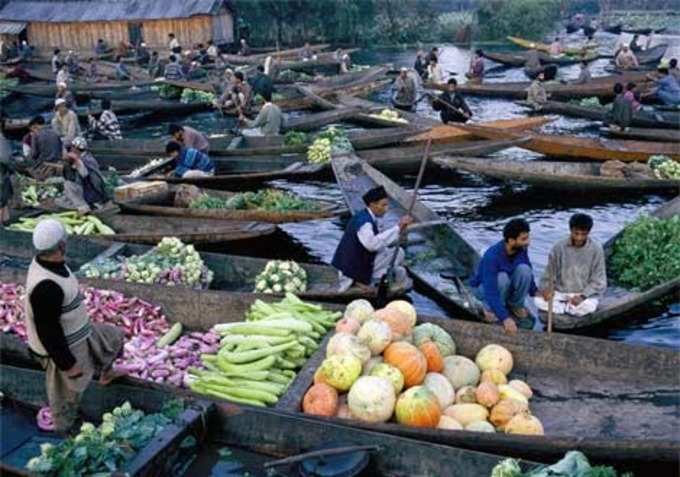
604,26,668,35
85,99,212,116
507,36,596,56
282,312,680,471
117,186,347,224
0,230,408,303
4,214,277,246
0,368,538,477
482,50,599,68
631,44,669,66
518,100,680,129
455,72,651,100
404,116,555,144
600,126,680,143
0,365,208,477
457,124,680,162
271,50,358,73
540,196,680,330
434,156,680,191
220,43,331,65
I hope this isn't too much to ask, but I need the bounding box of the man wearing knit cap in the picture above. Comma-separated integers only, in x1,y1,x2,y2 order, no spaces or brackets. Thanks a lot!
332,186,413,292
25,219,125,433
51,98,81,144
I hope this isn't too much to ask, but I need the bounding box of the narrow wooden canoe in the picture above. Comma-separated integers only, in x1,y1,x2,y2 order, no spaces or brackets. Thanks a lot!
404,116,554,144
4,214,276,246
117,186,347,224
600,126,680,142
540,196,680,330
518,100,680,130
507,36,597,56
0,364,208,477
0,230,408,303
220,43,331,65
434,156,680,191
630,44,669,65
282,313,680,471
482,50,599,67
457,124,680,162
455,72,651,100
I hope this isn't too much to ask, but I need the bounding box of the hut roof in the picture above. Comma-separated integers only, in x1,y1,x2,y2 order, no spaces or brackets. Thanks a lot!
0,0,232,23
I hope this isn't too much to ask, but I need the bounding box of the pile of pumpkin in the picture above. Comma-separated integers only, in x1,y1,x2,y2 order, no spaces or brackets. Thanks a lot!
302,299,544,435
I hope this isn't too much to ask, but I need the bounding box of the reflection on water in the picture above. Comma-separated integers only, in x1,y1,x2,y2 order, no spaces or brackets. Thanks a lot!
131,31,679,349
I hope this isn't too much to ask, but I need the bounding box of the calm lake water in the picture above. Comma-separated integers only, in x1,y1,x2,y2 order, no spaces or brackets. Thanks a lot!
130,30,679,350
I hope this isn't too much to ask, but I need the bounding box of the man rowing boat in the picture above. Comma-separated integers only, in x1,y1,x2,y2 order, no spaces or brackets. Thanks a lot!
392,67,417,111
432,78,472,124
534,214,606,317
526,72,548,109
26,219,125,433
332,186,413,292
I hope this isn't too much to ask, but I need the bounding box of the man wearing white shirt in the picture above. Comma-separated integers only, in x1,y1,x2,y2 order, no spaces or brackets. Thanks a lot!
332,186,413,292
168,33,180,53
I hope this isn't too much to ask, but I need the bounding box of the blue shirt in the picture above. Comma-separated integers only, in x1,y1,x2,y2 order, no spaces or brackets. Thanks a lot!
469,240,538,321
174,148,214,177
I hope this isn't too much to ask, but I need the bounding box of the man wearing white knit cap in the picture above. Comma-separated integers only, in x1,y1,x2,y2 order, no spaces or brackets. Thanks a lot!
25,219,125,433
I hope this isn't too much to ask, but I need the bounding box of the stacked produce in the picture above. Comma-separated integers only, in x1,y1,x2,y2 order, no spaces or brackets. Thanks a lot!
7,212,115,235
307,127,354,164
189,189,320,212
188,294,341,407
573,97,601,108
253,260,308,294
17,175,62,207
180,88,216,104
284,130,309,146
491,451,629,477
158,84,183,99
26,400,184,476
648,155,680,179
303,299,543,436
81,237,214,289
610,214,680,291
368,109,409,124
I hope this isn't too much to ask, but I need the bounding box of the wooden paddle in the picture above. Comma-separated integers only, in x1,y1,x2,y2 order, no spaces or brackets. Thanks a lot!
547,276,555,333
376,138,432,306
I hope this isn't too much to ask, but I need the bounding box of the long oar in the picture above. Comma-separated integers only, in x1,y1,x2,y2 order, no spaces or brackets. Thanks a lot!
376,138,432,306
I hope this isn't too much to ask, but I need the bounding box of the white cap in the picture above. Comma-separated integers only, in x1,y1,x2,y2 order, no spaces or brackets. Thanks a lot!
54,98,66,107
72,136,88,150
140,42,146,47
32,219,67,251
400,67,408,72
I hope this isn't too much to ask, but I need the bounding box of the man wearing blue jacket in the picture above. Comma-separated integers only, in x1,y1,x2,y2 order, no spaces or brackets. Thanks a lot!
470,218,544,335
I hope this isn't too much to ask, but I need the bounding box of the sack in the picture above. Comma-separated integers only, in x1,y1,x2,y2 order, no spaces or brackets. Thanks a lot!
174,184,202,208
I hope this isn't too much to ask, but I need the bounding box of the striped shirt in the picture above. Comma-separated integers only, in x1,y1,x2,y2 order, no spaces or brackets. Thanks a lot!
163,62,185,80
174,148,214,177
88,110,122,140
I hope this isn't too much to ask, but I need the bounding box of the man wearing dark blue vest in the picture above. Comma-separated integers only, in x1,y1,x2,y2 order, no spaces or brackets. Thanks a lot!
332,186,413,291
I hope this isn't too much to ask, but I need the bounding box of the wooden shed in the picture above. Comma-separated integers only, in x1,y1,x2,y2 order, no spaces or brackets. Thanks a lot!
0,0,234,53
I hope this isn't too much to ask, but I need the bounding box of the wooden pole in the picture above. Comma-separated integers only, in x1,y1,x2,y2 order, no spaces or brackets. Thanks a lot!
547,277,555,334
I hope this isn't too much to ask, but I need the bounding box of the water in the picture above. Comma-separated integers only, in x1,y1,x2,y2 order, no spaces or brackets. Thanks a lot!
130,30,679,350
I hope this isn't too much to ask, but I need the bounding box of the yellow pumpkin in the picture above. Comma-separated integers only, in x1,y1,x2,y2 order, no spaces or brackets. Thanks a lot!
395,386,441,428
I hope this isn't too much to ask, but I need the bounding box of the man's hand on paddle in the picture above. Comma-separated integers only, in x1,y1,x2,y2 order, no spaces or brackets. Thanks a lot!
569,294,585,306
398,215,414,231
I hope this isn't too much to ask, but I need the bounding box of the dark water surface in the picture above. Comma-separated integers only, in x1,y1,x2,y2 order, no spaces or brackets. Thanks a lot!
131,31,679,350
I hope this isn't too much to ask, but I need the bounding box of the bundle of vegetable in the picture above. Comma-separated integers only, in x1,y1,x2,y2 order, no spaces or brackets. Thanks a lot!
122,237,214,289
0,77,18,99
0,283,27,340
307,127,353,164
284,130,309,146
81,257,122,280
610,214,680,290
117,330,219,388
304,300,543,435
648,155,680,179
368,109,409,124
490,451,629,477
190,189,320,212
26,400,183,476
17,175,62,207
307,137,332,164
188,294,341,406
102,167,121,196
7,212,114,235
254,260,308,294
127,157,173,178
158,83,183,99
572,96,601,108
180,88,216,104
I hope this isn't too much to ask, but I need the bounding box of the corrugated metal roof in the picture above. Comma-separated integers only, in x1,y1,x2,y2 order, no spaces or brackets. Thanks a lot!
0,20,25,33
0,0,231,22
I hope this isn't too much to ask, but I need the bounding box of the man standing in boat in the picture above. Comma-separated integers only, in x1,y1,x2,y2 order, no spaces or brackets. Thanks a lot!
534,214,606,318
470,219,542,335
332,186,413,293
25,219,125,433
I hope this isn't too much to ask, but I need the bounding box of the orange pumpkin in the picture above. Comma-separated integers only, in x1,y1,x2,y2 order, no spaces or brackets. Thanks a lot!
374,308,413,340
383,341,427,387
395,385,441,428
418,341,444,372
313,367,328,385
303,383,339,417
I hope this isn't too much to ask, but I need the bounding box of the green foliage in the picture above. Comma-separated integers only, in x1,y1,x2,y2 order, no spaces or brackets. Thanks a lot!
437,11,477,40
610,215,680,291
476,0,560,41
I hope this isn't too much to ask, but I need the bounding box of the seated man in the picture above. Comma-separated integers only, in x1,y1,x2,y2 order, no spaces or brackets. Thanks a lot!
526,72,549,109
168,123,209,153
535,213,606,317
115,56,131,81
470,218,541,334
87,99,122,140
239,91,282,137
615,45,639,70
51,99,81,144
432,78,472,123
607,82,633,131
332,186,413,292
57,137,109,212
166,142,214,178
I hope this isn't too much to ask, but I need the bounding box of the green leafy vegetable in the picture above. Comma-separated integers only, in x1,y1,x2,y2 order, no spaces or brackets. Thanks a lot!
284,131,309,146
189,189,320,212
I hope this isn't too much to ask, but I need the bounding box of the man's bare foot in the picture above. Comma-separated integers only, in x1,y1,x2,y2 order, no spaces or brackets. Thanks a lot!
482,310,497,323
99,368,126,385
503,318,518,335
512,307,529,320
